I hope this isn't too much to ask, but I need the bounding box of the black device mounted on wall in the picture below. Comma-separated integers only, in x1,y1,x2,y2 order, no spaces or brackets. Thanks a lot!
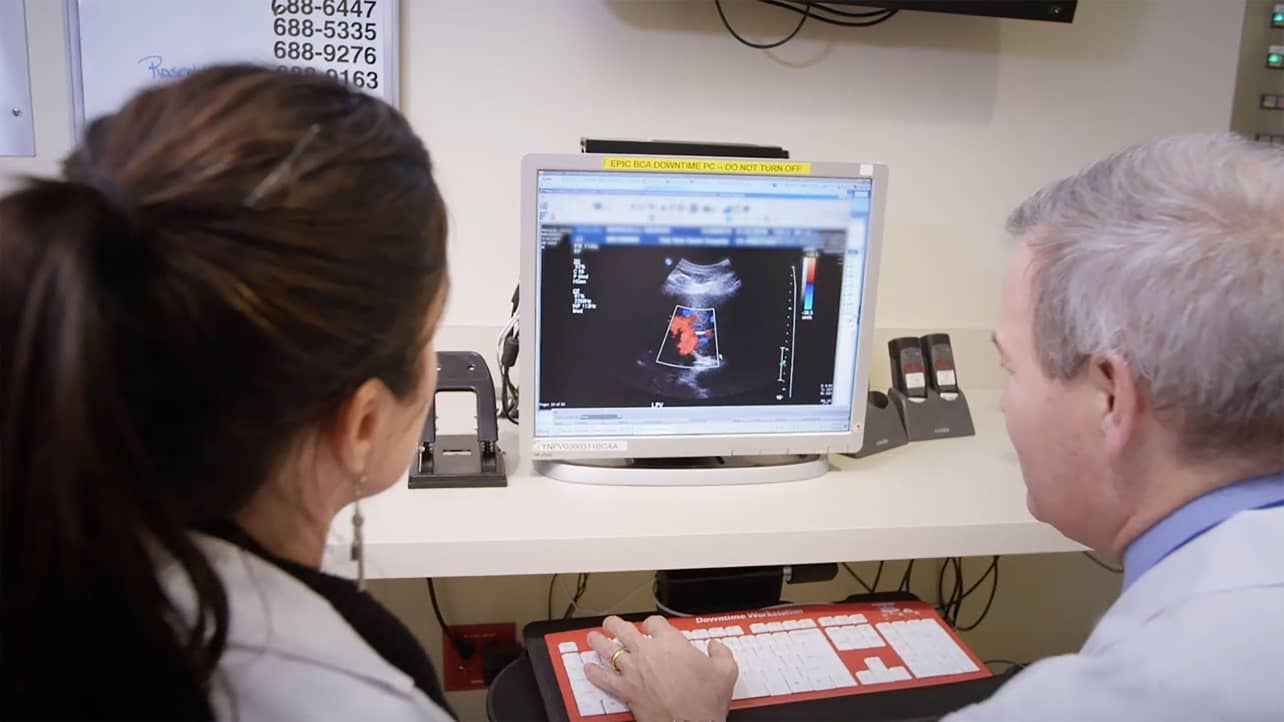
825,0,1077,23
581,137,789,158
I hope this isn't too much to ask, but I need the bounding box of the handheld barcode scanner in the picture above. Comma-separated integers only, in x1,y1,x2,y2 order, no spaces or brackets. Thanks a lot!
920,333,959,394
889,337,927,399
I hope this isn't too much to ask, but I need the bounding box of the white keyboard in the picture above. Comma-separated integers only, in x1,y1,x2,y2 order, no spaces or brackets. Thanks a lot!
548,606,984,719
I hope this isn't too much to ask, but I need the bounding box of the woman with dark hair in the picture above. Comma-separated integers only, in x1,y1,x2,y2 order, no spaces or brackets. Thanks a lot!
0,66,454,720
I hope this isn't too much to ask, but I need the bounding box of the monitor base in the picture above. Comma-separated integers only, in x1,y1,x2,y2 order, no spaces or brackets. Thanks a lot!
535,455,829,486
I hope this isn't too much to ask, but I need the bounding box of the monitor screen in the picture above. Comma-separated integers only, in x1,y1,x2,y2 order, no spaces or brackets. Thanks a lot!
530,168,874,442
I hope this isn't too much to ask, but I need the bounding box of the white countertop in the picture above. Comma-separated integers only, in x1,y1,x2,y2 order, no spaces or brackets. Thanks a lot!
323,389,1080,579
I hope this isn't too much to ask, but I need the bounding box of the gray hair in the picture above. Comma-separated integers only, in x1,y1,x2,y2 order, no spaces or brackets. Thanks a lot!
1008,133,1284,462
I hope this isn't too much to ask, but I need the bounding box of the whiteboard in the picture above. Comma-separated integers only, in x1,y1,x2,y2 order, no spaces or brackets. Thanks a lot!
66,0,398,133
1,0,35,156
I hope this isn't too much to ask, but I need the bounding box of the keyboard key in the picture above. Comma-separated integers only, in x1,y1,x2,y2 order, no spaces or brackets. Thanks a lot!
818,616,836,627
766,622,785,633
681,630,694,639
558,641,579,653
708,627,726,637
562,652,584,670
856,624,884,648
690,629,710,640
827,627,859,651
568,680,607,716
850,614,868,624
806,666,836,691
732,673,761,701
750,623,769,634
782,619,802,631
798,618,818,629
832,615,851,625
887,666,912,682
602,695,628,713
782,665,810,694
857,670,880,685
764,669,792,696
864,657,887,673
581,651,602,667
790,628,825,642
881,619,978,678
829,666,858,688
724,625,745,636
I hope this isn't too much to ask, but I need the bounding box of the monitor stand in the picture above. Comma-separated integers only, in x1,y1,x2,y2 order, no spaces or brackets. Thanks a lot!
535,455,829,486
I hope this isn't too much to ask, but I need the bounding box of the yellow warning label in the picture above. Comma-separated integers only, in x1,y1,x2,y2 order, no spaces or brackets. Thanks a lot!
602,157,812,175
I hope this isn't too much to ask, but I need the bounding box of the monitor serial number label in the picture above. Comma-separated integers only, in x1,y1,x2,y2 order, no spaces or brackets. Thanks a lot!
532,440,629,456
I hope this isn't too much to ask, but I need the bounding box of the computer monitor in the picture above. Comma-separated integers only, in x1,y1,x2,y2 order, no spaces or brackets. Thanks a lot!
519,154,887,485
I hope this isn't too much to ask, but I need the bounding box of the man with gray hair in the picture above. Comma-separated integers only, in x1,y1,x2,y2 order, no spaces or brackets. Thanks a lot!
583,133,1284,722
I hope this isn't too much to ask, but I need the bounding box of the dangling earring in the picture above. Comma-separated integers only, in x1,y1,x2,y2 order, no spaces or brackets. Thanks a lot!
351,474,367,592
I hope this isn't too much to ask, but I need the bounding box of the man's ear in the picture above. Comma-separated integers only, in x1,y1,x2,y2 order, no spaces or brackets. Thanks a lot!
1086,353,1143,461
326,378,387,478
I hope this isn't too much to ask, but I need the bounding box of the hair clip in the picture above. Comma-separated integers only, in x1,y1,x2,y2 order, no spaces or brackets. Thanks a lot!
243,123,322,208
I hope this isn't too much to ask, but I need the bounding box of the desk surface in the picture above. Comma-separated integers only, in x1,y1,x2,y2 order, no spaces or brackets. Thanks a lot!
323,390,1080,579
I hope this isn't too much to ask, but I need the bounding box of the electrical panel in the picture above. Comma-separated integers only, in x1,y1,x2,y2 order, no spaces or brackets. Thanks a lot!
1233,2,1284,144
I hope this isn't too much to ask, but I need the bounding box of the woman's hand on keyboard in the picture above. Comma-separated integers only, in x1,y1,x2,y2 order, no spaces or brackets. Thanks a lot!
585,615,737,722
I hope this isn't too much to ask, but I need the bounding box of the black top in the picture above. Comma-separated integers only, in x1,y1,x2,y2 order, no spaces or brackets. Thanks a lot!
201,520,456,719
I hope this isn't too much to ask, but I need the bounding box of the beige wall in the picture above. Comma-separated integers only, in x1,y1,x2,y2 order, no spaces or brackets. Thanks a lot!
4,0,1245,332
1,2,1247,720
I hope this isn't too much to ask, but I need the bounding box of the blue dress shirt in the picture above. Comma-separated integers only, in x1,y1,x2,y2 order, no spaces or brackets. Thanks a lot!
1123,469,1284,589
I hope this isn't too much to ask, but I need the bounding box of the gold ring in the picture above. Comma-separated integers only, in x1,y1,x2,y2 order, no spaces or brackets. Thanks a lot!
609,646,630,672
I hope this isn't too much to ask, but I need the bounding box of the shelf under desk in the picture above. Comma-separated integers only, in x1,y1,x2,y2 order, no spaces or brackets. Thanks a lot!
322,389,1081,580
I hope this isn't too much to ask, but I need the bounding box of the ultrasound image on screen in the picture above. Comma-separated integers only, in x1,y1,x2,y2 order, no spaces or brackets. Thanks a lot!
538,230,846,409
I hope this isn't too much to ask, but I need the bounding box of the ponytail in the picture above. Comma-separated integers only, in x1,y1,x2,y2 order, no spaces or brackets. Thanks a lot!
0,180,225,719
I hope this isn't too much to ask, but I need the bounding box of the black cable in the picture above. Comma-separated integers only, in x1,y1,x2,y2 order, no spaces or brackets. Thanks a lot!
897,559,915,593
427,579,475,662
498,283,520,424
547,574,557,619
870,560,884,592
715,0,813,49
1082,551,1123,574
562,573,591,619
811,1,896,18
499,362,519,424
757,1,899,27
956,558,1000,632
960,556,999,598
983,659,1028,673
842,562,874,593
936,557,963,627
949,558,964,625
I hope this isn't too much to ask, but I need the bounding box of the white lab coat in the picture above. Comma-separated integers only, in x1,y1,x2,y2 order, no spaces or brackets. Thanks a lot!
946,505,1284,722
159,535,454,722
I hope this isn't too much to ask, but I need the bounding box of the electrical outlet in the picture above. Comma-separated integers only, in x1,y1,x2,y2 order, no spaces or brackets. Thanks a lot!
442,622,517,691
